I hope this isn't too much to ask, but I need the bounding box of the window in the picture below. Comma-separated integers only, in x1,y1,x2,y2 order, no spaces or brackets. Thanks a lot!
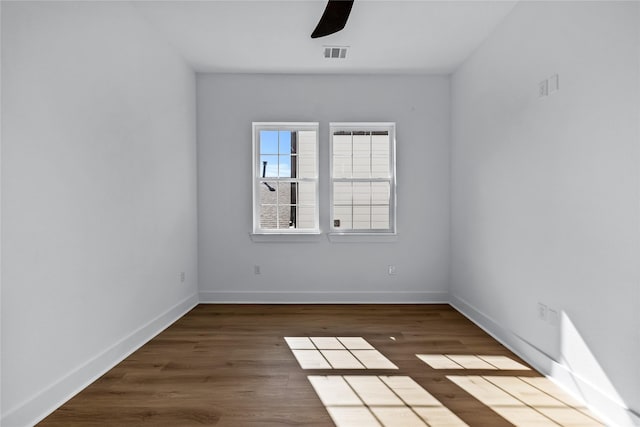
253,123,319,234
330,123,396,234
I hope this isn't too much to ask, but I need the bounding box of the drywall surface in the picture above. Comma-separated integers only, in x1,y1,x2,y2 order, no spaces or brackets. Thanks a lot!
451,1,640,424
197,74,450,302
1,2,198,425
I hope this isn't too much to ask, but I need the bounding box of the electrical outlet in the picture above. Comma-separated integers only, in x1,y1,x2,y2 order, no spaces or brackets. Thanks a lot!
537,302,548,320
254,265,261,275
549,74,559,94
388,265,397,275
179,272,185,283
539,79,548,98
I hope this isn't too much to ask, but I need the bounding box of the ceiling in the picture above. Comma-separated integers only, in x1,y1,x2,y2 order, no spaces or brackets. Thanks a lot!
132,0,518,74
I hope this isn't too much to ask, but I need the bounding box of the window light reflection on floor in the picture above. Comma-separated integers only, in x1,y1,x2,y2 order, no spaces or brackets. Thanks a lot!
285,337,398,370
447,375,605,426
322,350,367,369
308,375,469,427
288,339,607,426
417,354,530,370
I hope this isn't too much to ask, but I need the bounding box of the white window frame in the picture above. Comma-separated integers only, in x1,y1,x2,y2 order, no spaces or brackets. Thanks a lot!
329,122,397,235
252,122,320,235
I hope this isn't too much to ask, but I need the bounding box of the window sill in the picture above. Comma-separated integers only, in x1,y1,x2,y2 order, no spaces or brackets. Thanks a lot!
327,233,398,243
250,232,323,243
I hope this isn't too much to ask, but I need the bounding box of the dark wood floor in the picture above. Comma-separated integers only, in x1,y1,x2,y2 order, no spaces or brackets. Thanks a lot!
38,304,594,426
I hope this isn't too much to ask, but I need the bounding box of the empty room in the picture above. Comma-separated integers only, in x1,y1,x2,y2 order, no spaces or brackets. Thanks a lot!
1,0,639,426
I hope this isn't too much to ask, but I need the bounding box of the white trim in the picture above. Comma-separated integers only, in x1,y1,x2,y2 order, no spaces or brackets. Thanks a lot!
0,4,3,420
252,122,319,128
327,233,398,243
329,122,397,128
1,294,199,427
250,232,323,243
449,295,554,371
449,293,637,427
199,290,448,304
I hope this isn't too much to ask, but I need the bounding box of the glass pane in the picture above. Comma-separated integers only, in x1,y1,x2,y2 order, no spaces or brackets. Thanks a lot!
259,181,278,204
297,181,316,206
279,130,293,154
298,131,317,178
371,156,389,178
278,205,296,229
353,134,370,156
333,206,352,229
371,182,390,204
279,155,293,178
333,134,352,156
353,206,371,229
277,182,297,206
352,156,371,178
371,134,389,156
372,205,389,229
298,155,315,179
260,205,277,229
333,182,352,205
353,182,371,205
297,206,316,229
372,134,389,178
333,156,352,178
260,131,278,154
255,126,319,232
260,155,278,177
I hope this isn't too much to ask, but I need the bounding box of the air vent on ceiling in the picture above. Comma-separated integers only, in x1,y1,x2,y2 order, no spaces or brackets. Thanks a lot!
323,46,348,59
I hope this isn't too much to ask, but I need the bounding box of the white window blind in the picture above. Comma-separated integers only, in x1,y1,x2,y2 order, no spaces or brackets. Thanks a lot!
330,123,396,234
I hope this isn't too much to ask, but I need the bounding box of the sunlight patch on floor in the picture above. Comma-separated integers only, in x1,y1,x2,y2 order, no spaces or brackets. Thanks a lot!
352,350,399,369
322,350,367,369
308,375,468,427
288,338,606,426
292,349,332,369
285,337,398,370
417,354,530,370
447,375,605,427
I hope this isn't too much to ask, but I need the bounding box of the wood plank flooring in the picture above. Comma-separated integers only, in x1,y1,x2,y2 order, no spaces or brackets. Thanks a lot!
38,304,602,426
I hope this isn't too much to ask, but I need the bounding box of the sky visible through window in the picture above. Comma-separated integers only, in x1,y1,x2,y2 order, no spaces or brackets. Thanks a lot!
260,130,293,178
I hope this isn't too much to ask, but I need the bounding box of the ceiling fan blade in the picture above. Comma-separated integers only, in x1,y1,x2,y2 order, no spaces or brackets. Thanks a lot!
311,0,354,39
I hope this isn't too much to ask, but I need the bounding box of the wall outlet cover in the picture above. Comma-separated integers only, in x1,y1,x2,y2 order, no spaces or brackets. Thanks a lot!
539,79,548,98
549,74,559,93
537,302,548,320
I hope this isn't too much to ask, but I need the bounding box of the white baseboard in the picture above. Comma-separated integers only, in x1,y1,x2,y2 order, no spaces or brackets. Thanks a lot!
1,293,199,427
448,294,554,372
199,290,449,304
450,294,638,427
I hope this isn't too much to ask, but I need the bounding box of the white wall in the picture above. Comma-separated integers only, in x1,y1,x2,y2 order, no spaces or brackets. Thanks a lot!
450,1,640,425
1,2,198,425
197,74,450,303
